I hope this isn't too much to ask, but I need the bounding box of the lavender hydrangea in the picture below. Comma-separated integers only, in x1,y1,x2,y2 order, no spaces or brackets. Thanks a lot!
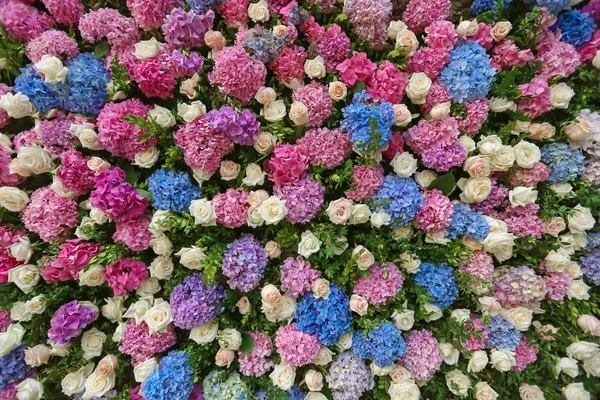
206,106,261,146
485,315,522,351
274,177,325,224
222,234,268,292
243,28,288,64
352,322,407,367
371,175,424,228
414,262,459,309
162,8,214,48
326,351,374,400
0,345,28,390
580,248,600,286
48,301,98,345
541,143,585,183
170,273,226,329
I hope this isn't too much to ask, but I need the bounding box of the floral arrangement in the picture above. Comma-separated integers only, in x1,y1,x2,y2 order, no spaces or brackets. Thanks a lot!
1,0,600,399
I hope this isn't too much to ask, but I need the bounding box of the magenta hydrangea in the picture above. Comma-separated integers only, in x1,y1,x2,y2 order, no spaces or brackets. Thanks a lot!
517,76,552,119
22,187,79,243
345,164,384,202
512,339,538,372
508,162,552,187
119,320,177,366
402,0,451,33
275,324,321,367
459,99,490,135
296,128,352,169
42,239,103,282
128,0,181,31
40,0,83,26
26,30,79,63
367,61,409,104
316,24,351,70
336,52,377,87
39,114,76,155
405,48,450,80
400,329,443,380
414,189,454,234
56,150,95,196
458,316,488,351
104,258,149,296
280,256,321,298
209,46,266,104
502,203,545,239
213,188,250,229
536,40,581,79
162,8,214,48
269,45,307,85
291,82,332,127
266,144,309,187
0,0,54,43
48,300,98,346
217,0,249,27
492,40,535,70
238,332,275,377
424,20,457,50
353,262,405,307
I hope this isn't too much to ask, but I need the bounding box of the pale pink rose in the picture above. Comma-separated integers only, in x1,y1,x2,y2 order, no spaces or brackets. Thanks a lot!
215,348,235,367
326,198,353,225
577,315,600,336
24,345,51,367
349,294,368,316
204,31,225,51
265,241,282,258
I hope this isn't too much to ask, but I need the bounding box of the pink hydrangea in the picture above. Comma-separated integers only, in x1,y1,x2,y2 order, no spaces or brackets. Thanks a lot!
0,145,23,187
113,214,153,252
316,24,351,69
584,0,600,24
280,256,321,298
275,324,321,367
458,316,488,351
217,0,249,27
56,150,95,196
13,129,41,152
39,113,76,155
420,82,452,114
130,58,177,99
404,116,460,155
22,187,79,243
536,41,581,78
367,61,409,104
104,258,148,296
291,82,332,127
459,99,490,135
512,339,538,372
119,320,177,365
577,31,600,62
26,30,79,63
517,76,552,119
213,188,250,229
42,240,103,282
414,189,454,233
296,128,352,169
493,266,546,308
40,0,83,26
336,52,377,87
0,84,10,130
382,133,405,160
400,329,443,380
97,99,156,161
238,332,275,377
78,8,140,49
275,177,325,224
421,143,468,172
0,251,22,283
345,164,384,202
405,48,450,80
343,0,392,48
402,0,450,33
0,0,54,43
209,46,266,104
354,262,405,306
459,252,495,281
508,162,551,187
269,45,307,85
424,20,457,50
266,144,309,187
544,271,571,302
502,203,545,239
300,15,326,44
0,309,11,332
472,23,494,50
127,0,181,31
492,40,535,70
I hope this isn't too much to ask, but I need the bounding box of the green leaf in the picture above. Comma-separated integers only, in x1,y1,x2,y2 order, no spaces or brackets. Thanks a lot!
94,41,111,58
428,172,456,196
123,164,138,186
353,80,366,94
239,333,254,354
137,189,153,202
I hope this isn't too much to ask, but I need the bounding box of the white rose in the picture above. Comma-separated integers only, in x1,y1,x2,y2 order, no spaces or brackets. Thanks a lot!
519,384,545,400
0,324,25,356
79,265,106,287
550,83,575,109
406,73,431,104
264,295,296,322
387,20,408,40
150,234,172,256
391,152,418,178
133,146,159,168
545,218,565,240
149,256,174,280
513,141,541,168
189,200,216,227
349,204,371,224
328,81,347,101
439,343,460,365
337,332,353,351
82,372,115,400
544,248,571,272
175,246,207,270
192,169,215,185
424,303,443,322
17,147,54,175
371,362,394,376
137,278,161,296
370,210,391,228
349,294,369,316
392,305,415,331
458,177,492,203
528,122,556,140
566,341,599,361
583,353,600,377
265,241,281,258
477,135,503,155
61,364,94,396
352,245,375,270
475,382,499,400
577,315,600,337
456,19,479,38
24,345,51,367
101,297,125,322
304,393,327,400
468,350,489,373
489,145,515,171
298,230,322,258
463,156,491,178
190,320,219,344
430,102,451,120
501,307,533,331
556,357,579,378
248,0,269,22
134,38,161,60
16,378,44,400
568,205,595,234
305,369,324,391
236,297,251,315
592,50,600,69
483,232,516,262
0,188,31,214
218,328,242,350
490,97,516,112
395,30,419,56
81,328,106,361
254,132,276,155
311,278,331,300
450,309,470,324
259,196,287,225
133,358,157,383
327,198,353,225
261,284,282,310
143,298,173,334
392,104,412,127
255,87,277,105
412,170,436,188
0,92,36,118
177,101,206,122
215,347,235,367
550,183,573,197
8,264,39,294
508,187,538,207
491,21,512,41
261,100,286,122
399,253,420,274
314,347,334,365
9,235,32,263
148,105,175,128
388,381,420,400
24,295,46,315
270,364,296,391
562,383,590,400
445,369,471,397
490,349,516,372
11,302,31,322
304,56,326,79
35,55,68,84
479,296,502,316
220,160,241,181
289,102,309,126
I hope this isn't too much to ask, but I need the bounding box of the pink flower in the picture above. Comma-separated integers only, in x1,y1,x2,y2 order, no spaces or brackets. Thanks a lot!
382,133,405,160
78,8,140,50
345,165,384,202
270,45,307,85
424,20,457,50
405,48,450,80
22,187,79,243
536,40,581,78
26,30,79,63
512,339,538,372
336,52,377,87
354,262,405,306
209,46,266,104
367,61,409,104
213,188,250,229
43,240,103,282
127,0,181,31
517,76,552,119
472,23,494,50
400,329,443,380
119,320,177,365
316,24,350,69
40,0,84,27
280,256,321,298
238,332,275,377
104,258,148,296
459,99,490,135
415,189,454,233
459,252,495,281
404,116,460,155
275,324,321,367
402,0,451,33
56,150,95,196
130,58,177,99
266,144,309,187
291,82,332,127
217,0,249,27
113,214,153,252
458,316,488,351
420,82,452,115
0,0,54,43
296,128,352,169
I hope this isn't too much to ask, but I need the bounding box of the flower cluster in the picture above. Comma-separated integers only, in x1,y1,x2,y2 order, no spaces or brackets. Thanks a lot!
414,263,459,309
352,322,407,367
222,234,268,292
170,273,225,329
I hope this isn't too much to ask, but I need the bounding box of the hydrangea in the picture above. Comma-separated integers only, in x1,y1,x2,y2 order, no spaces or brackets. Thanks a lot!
404,117,460,155
492,40,535,70
493,266,546,308
286,386,306,400
400,330,443,380
274,177,325,224
14,64,66,113
439,41,496,103
238,331,274,377
326,351,374,400
540,143,585,183
414,189,454,234
127,0,181,31
402,0,451,33
113,214,153,251
212,188,250,228
352,323,407,367
291,82,332,128
446,204,490,242
555,10,597,47
275,324,321,367
48,301,98,345
414,262,459,309
485,315,522,351
148,169,201,213
371,175,424,228
512,339,538,372
243,28,288,64
222,234,268,292
580,249,600,286
459,252,495,281
0,0,54,43
341,91,395,152
65,53,110,115
188,0,223,14
78,8,140,49
170,273,226,329
424,20,457,51
142,351,194,400
405,48,450,80
517,75,552,119
43,239,103,282
90,167,149,223
22,187,79,243
316,24,351,69
343,0,392,48
119,321,177,365
266,144,309,187
269,45,307,84
336,52,377,87
502,203,545,239
0,345,27,390
353,263,404,306
345,165,384,202
26,30,79,63
207,106,260,146
162,8,214,48
104,258,148,296
203,370,251,400
458,316,489,351
280,256,321,298
367,61,409,104
523,0,569,15
296,284,352,345
56,150,95,196
472,0,511,15
296,128,352,169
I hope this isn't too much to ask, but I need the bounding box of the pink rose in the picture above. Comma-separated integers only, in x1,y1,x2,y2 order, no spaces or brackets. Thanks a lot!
349,294,368,316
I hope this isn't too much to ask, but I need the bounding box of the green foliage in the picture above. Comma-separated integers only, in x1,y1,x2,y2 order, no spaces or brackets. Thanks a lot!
87,243,131,266
109,54,130,95
511,7,550,50
428,171,456,196
489,63,541,101
0,23,26,84
94,41,111,58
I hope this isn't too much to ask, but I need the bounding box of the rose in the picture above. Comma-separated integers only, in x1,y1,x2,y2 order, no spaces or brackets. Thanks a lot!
545,217,566,237
309,347,332,367
562,383,591,400
424,303,443,321
143,299,173,334
180,75,200,99
16,379,44,400
406,73,431,104
463,156,491,178
304,56,326,79
519,384,545,400
259,196,288,225
456,19,479,38
177,101,206,122
17,147,54,175
550,183,573,198
352,245,375,270
388,381,420,400
568,205,595,234
148,105,175,128
583,354,600,377
265,241,281,258
414,170,437,188
175,246,208,270
349,204,371,224
254,132,276,155
247,208,265,228
458,177,492,203
439,343,459,365
326,198,353,225
148,256,173,281
337,332,353,350
392,305,415,330
101,297,124,322
491,21,512,40
248,0,270,23
550,83,575,109
349,294,368,316
513,141,541,168
133,358,157,383
395,30,419,56
204,30,225,51
387,21,407,40
298,230,322,258
79,265,106,287
392,104,412,127
556,357,579,378
328,81,347,101
593,50,600,69
468,350,489,373
577,315,600,336
490,349,516,372
304,393,327,400
311,278,331,299
192,169,214,184
270,364,296,391
430,102,451,120
133,146,159,168
0,92,36,118
391,152,418,177
11,302,30,322
61,364,94,396
509,187,538,207
475,382,499,400
399,253,420,274
305,369,324,391
501,307,533,331
133,38,160,60
544,248,571,272
371,210,391,228
289,102,309,126
248,190,268,208
236,297,251,315
566,341,599,361
445,369,471,396
24,345,50,367
489,145,515,171
479,296,502,316
449,309,470,324
215,348,235,367
87,157,110,174
190,320,219,344
261,100,286,122
477,135,502,155
255,87,277,105
150,235,172,256
10,236,32,263
388,365,412,383
96,355,117,377
81,328,106,360
261,284,282,309
370,363,393,376
82,372,115,400
8,264,39,294
564,123,592,143
0,187,29,212
0,324,25,356
490,97,516,112
528,122,556,140
35,55,68,84
483,232,516,262
188,199,216,227
220,160,241,181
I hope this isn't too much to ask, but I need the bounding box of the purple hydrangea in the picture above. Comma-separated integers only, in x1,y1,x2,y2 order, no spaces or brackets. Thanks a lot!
170,273,226,329
485,315,522,351
162,8,214,48
206,106,261,146
48,300,98,345
222,234,268,292
280,256,322,298
0,345,28,391
580,248,600,286
326,351,374,400
274,177,325,224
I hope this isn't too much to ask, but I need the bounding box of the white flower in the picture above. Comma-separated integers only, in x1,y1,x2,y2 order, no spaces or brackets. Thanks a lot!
456,19,479,38
399,253,420,274
349,204,371,224
568,204,595,234
490,349,516,372
16,378,44,400
298,230,322,258
568,280,591,300
562,383,591,400
10,302,31,322
388,381,420,400
304,56,326,79
24,344,51,367
352,245,375,270
458,177,492,203
219,160,240,181
81,328,106,360
395,30,419,56
16,147,54,175
133,146,159,168
415,170,437,187
592,49,600,69
270,364,296,391
313,347,334,366
134,37,161,60
519,384,545,400
248,0,270,22
566,341,600,361
406,73,431,104
328,81,347,101
61,364,94,396
392,305,415,331
101,297,125,323
391,152,418,177
35,55,68,84
215,347,235,367
336,332,353,351
24,295,46,315
349,294,368,316
82,372,115,400
475,382,499,400
513,140,541,168
9,235,32,263
483,232,516,262
188,199,217,226
583,353,600,377
508,186,538,207
311,278,331,299
134,358,158,383
501,307,533,331
0,92,36,118
424,303,443,322
304,393,327,400
387,21,408,40
217,328,242,350
236,296,251,315
254,132,276,154
0,323,25,356
0,187,29,212
550,83,575,109
143,298,173,334
468,350,489,373
550,183,573,197
439,343,460,365
430,102,451,120
463,156,491,178
177,101,206,122
289,101,309,126
149,256,174,280
490,97,516,112
445,369,471,397
370,210,391,228
392,104,412,127
490,21,512,41
264,295,296,322
489,145,515,171
459,135,476,153
545,247,571,272
148,105,175,128
255,87,277,105
477,135,503,155
175,245,208,270
327,198,353,225
8,264,39,294
305,369,324,391
79,265,106,287
190,320,219,345
259,196,288,225
149,234,172,256
450,309,471,324
556,357,579,378
370,362,393,376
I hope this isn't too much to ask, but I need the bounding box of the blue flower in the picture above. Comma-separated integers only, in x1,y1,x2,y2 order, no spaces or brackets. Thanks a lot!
554,10,597,47
540,143,585,183
586,232,600,250
580,249,600,286
0,345,28,390
472,0,511,15
523,0,570,16
485,315,522,351
296,284,352,345
203,370,251,400
352,322,407,367
341,91,395,152
14,65,66,113
447,204,490,242
64,53,110,116
148,169,202,212
243,29,288,64
286,386,306,400
439,41,497,103
142,351,194,400
371,175,423,228
187,0,223,14
414,263,459,310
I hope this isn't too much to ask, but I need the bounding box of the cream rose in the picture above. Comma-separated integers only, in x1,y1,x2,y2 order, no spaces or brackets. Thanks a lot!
261,100,286,122
17,147,54,175
61,364,94,396
24,345,51,367
79,265,106,287
134,358,157,383
430,102,451,120
489,145,516,171
10,302,31,322
298,230,322,258
8,264,39,294
475,382,499,400
305,369,324,391
204,30,225,51
349,294,368,316
406,73,431,104
468,350,489,373
81,328,106,360
550,83,575,109
519,384,545,400
491,21,512,41
395,30,419,56
10,236,32,263
148,105,175,128
177,101,206,122
16,378,44,400
215,347,235,367
514,140,541,168
133,146,159,168
545,248,571,272
248,0,270,23
327,198,353,224
577,315,600,336
439,343,460,365
35,55,68,84
463,156,491,178
149,234,172,256
329,81,347,101
0,92,36,118
387,21,408,40
337,332,353,351
87,157,110,174
270,364,296,391
399,253,420,274
564,123,592,144
349,204,371,224
255,87,277,105
82,372,115,400
490,97,516,112
311,278,331,299
236,297,251,315
190,320,219,344
0,187,29,212
149,256,174,280
101,297,125,322
566,341,599,361
501,307,533,331
483,232,516,262
259,196,288,225
509,186,538,207
370,210,391,228
0,324,25,356
490,349,516,372
261,284,282,309
556,357,579,378
137,278,161,296
254,132,276,155
175,246,208,270
391,152,418,177
265,241,281,258
445,369,471,397
314,347,334,365
562,383,590,400
219,160,241,181
392,104,412,127
424,303,443,322
189,199,216,227
95,355,118,377
304,56,326,79
528,122,556,140
458,177,492,203
388,381,420,400
352,245,375,270
289,102,309,126
477,135,503,155
415,170,437,188
456,20,479,38
568,205,595,234
143,299,173,333
133,38,161,60
545,217,566,237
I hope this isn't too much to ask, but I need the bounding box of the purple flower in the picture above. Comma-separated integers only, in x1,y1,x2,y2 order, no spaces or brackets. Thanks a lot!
170,273,226,329
222,234,268,292
48,301,98,345
162,8,214,48
274,177,325,224
280,256,321,298
90,167,149,223
206,106,261,146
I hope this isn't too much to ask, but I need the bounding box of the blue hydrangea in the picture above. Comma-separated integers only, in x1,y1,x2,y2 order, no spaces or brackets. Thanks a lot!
286,386,306,400
524,0,570,16
446,204,490,242
243,29,288,64
14,65,67,113
540,143,585,183
554,10,597,47
148,169,202,212
439,41,497,103
203,370,251,400
296,284,352,346
0,345,28,390
141,351,194,400
485,315,522,351
64,53,110,116
414,263,459,310
187,0,223,14
580,248,600,286
352,322,407,367
371,175,423,228
341,91,395,152
472,0,511,15
586,232,600,250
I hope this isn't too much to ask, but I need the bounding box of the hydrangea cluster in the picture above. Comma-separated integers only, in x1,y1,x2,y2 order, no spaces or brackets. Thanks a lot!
212,188,250,228
275,324,321,367
48,301,98,345
512,339,538,372
291,82,332,127
142,351,194,400
352,322,407,367
43,240,103,282
541,143,585,183
555,10,597,47
459,317,489,351
0,345,28,391
414,263,459,309
316,24,351,69
78,8,140,49
367,61,409,104
119,321,177,365
238,331,274,377
353,263,404,306
162,8,214,48
344,0,392,48
400,329,443,380
459,252,495,281
170,273,226,329
222,234,268,292
414,189,454,233
579,249,600,286
105,258,148,296
203,370,251,400
56,150,95,196
207,106,261,146
22,187,79,243
148,169,201,213
279,256,321,298
446,204,490,242
371,175,423,228
345,165,384,202
493,266,547,308
296,128,352,169
274,177,325,224
485,315,522,351
341,91,395,152
402,0,451,33
326,351,375,400
266,144,309,187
